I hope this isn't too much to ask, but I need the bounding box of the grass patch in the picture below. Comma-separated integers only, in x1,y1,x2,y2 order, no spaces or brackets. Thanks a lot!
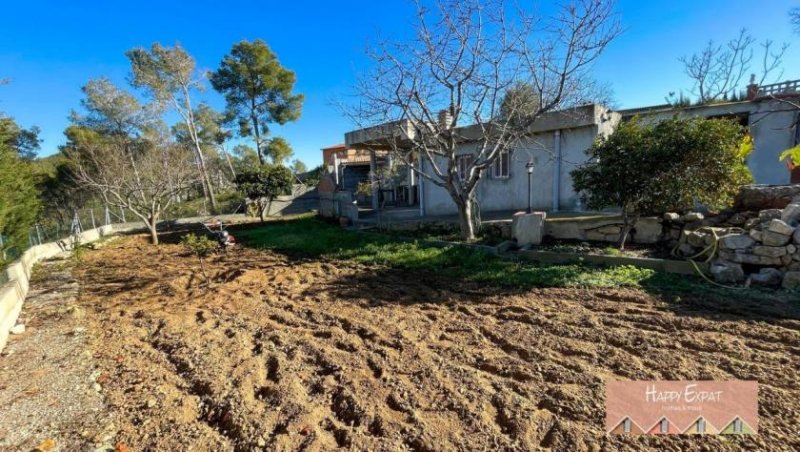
235,216,659,289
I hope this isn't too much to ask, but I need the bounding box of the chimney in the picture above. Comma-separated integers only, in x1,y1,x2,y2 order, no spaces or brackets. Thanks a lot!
746,73,759,101
438,109,453,130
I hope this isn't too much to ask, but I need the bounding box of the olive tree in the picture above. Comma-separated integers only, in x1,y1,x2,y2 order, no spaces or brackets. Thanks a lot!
349,0,621,240
571,117,752,249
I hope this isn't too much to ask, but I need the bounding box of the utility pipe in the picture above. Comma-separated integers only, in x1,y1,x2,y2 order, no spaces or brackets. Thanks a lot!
552,130,561,212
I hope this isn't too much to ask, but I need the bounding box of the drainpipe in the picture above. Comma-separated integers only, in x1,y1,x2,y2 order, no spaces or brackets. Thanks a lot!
552,130,561,212
418,158,425,217
369,150,379,210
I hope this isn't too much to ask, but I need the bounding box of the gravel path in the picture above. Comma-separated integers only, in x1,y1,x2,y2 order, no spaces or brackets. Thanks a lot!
0,255,116,451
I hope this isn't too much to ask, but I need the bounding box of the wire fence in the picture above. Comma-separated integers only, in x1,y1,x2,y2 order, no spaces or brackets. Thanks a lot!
0,198,248,284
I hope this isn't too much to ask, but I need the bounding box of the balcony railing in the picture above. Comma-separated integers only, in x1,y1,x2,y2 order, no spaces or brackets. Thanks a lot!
757,79,800,97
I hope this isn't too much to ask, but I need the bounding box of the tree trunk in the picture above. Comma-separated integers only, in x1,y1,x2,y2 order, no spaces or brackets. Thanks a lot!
455,195,477,241
251,109,265,165
147,220,159,245
258,200,266,223
617,210,638,250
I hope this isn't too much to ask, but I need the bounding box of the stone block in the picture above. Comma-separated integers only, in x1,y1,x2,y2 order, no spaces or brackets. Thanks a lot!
762,230,791,246
687,231,708,248
750,268,783,287
596,225,622,235
783,272,800,289
719,234,756,250
512,211,546,247
749,229,763,242
782,203,800,226
718,251,782,266
759,209,783,222
767,219,795,236
794,228,800,246
663,212,680,222
752,245,788,257
744,217,760,229
682,212,704,222
710,261,744,284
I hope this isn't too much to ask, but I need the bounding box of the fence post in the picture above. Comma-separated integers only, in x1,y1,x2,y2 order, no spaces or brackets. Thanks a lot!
120,207,126,223
0,235,5,261
90,209,97,230
36,224,43,245
105,205,111,226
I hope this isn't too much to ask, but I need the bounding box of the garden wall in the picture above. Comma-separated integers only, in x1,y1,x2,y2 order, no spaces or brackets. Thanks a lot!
0,225,116,351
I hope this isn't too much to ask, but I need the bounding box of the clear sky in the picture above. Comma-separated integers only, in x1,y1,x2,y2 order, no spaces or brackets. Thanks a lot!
1,0,798,167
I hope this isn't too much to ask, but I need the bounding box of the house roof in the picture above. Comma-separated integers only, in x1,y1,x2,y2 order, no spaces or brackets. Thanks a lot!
322,143,346,151
344,103,617,149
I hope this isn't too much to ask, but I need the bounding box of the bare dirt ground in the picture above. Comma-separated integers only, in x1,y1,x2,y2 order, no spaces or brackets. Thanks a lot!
4,233,799,451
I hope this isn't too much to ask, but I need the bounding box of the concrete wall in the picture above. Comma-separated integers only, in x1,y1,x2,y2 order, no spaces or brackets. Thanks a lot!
0,225,115,351
628,99,797,185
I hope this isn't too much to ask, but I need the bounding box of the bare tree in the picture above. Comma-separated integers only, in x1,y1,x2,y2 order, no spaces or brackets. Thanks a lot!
347,0,621,239
64,126,198,245
680,29,788,103
127,43,219,210
791,7,800,33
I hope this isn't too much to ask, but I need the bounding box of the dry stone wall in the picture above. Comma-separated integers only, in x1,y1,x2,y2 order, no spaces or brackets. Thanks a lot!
669,186,800,289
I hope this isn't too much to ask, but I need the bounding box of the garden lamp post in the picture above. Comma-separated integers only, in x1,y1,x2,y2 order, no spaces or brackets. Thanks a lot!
526,162,535,213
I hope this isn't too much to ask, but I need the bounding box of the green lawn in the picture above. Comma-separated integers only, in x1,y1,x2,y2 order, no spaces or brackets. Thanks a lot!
234,215,691,289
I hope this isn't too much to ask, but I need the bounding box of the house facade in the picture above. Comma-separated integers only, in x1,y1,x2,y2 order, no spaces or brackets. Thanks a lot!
342,80,800,217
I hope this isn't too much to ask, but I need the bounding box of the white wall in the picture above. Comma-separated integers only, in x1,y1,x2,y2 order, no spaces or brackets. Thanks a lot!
420,124,602,216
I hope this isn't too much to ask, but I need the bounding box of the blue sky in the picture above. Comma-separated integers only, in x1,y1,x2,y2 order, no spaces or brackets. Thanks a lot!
1,0,798,166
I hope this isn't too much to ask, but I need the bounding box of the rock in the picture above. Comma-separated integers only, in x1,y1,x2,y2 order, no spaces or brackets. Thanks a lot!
794,228,800,245
781,203,800,226
767,219,795,236
762,230,792,246
682,212,704,222
663,212,680,222
512,211,546,246
782,255,793,266
9,324,25,334
735,184,800,210
749,268,783,286
146,398,157,408
788,262,800,271
749,229,763,242
687,231,708,248
753,246,788,257
744,217,761,229
496,240,517,254
678,243,697,256
759,209,783,222
788,244,797,254
718,251,783,266
727,213,748,226
632,217,662,244
719,234,756,250
710,261,745,284
781,271,800,290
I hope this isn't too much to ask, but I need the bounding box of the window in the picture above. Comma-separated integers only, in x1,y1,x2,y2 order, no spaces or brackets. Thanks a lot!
733,418,742,433
456,154,474,181
623,418,631,433
659,418,669,433
493,151,510,178
697,418,705,433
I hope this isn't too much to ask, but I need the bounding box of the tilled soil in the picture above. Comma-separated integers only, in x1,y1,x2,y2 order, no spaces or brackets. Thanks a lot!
15,234,800,451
